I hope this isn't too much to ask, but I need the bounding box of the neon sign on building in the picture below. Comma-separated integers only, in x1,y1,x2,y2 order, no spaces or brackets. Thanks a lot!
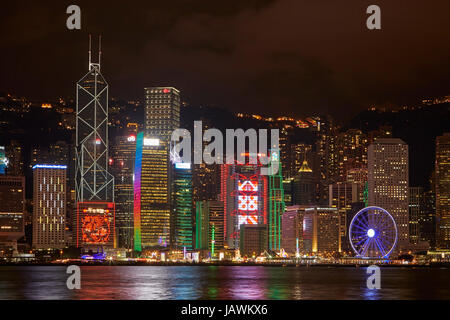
77,202,115,247
237,179,259,226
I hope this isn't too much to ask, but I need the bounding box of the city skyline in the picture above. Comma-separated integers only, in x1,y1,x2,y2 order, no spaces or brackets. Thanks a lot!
0,1,450,303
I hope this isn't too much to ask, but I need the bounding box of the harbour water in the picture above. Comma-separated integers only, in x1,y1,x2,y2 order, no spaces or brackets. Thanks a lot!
0,265,449,300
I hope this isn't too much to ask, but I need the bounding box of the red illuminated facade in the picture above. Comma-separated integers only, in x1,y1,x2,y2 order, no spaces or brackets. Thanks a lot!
76,202,115,248
220,154,268,250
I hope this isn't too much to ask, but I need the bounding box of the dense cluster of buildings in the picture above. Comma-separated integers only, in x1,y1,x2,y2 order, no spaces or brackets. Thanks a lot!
0,46,449,263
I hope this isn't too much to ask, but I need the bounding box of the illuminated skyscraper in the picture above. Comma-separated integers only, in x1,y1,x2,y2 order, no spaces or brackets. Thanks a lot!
195,201,209,251
139,87,181,252
281,205,307,255
5,140,24,176
316,115,338,184
134,133,170,251
195,200,224,255
268,150,285,251
144,87,180,142
220,155,268,250
31,142,70,167
192,122,221,202
409,186,434,249
336,129,368,182
0,175,25,252
32,164,66,249
303,207,340,255
329,181,362,253
368,138,409,253
436,133,450,249
111,134,137,249
346,166,368,202
75,37,115,249
173,162,193,250
291,154,317,205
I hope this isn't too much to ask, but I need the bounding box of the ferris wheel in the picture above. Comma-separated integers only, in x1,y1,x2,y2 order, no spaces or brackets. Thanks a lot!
349,206,397,259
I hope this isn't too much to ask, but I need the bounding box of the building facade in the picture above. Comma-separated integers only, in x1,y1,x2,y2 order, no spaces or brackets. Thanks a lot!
281,205,306,255
303,207,340,255
32,165,67,249
134,133,171,251
144,87,180,142
436,133,450,249
0,175,25,251
195,200,224,256
368,138,409,253
220,157,268,250
268,151,285,251
329,181,362,253
173,162,193,250
239,224,268,257
291,156,317,206
111,134,136,249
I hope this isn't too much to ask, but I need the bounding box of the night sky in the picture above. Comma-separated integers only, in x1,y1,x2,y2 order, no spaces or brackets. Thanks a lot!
1,0,450,122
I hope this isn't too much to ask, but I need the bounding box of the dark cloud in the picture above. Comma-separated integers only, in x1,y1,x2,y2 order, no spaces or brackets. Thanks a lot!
1,0,450,122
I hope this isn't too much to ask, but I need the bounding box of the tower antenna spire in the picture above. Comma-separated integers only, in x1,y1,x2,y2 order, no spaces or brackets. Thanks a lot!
98,35,102,71
88,34,92,71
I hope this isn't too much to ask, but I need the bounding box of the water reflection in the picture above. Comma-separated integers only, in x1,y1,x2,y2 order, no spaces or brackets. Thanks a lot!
0,266,449,300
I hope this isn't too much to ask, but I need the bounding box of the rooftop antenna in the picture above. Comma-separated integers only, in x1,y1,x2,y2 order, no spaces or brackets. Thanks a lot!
88,34,92,71
98,35,102,71
88,34,101,71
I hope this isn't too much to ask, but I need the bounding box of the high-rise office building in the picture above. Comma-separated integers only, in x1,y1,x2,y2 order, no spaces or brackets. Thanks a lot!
239,224,268,257
134,133,170,251
32,164,67,249
31,141,70,167
283,142,312,180
173,162,193,250
329,181,362,253
74,37,115,249
192,117,220,200
302,207,340,255
346,166,368,203
291,156,317,205
409,186,422,245
368,138,409,253
268,151,285,251
144,87,180,142
192,121,221,202
111,134,136,249
436,133,450,249
281,205,307,255
5,140,24,176
220,155,268,250
409,186,433,249
195,200,224,255
30,142,74,235
336,129,368,182
141,86,181,252
193,162,221,201
316,115,338,185
420,189,436,248
0,175,25,251
283,179,293,206
195,201,209,251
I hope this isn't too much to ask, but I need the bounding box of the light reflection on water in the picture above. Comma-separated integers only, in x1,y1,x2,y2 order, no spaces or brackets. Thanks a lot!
0,266,449,300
